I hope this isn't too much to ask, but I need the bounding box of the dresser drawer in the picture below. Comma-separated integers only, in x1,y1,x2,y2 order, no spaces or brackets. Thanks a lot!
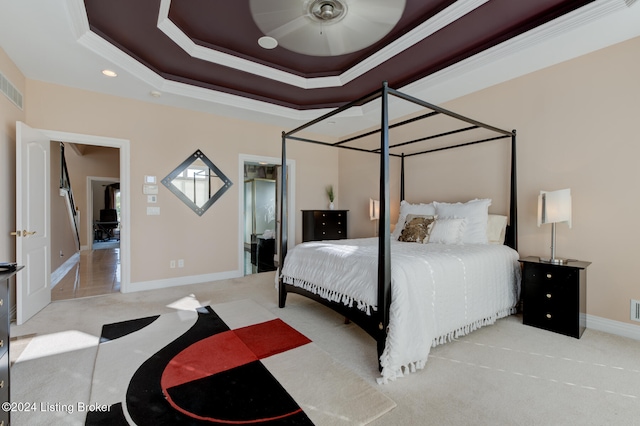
313,211,346,239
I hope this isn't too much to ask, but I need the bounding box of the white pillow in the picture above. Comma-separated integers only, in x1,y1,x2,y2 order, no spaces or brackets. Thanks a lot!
487,214,508,245
434,199,491,244
392,201,436,240
428,218,466,245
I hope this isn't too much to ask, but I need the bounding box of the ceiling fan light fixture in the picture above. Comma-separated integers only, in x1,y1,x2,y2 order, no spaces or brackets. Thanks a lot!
310,1,345,22
258,36,278,49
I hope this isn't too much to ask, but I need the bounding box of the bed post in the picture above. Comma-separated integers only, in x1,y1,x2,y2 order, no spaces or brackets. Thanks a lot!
507,130,518,251
377,82,392,362
400,153,405,201
278,131,288,308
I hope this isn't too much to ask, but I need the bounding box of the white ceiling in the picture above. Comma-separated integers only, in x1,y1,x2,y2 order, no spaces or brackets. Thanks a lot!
0,0,639,137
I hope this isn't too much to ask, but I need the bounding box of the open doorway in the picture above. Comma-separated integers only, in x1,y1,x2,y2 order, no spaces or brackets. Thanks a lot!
50,143,122,300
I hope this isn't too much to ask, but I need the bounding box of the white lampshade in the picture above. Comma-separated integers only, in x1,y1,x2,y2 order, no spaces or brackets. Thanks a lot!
537,188,572,264
538,188,571,228
369,198,380,221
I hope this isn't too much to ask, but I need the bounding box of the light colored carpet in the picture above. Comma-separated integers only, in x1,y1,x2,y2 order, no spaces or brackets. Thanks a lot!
11,272,640,425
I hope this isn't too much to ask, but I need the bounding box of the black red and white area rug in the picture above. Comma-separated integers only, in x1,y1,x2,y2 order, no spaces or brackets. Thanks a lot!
85,299,395,425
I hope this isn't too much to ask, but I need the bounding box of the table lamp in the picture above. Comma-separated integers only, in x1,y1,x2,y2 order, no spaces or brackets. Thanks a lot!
537,188,571,264
370,198,380,236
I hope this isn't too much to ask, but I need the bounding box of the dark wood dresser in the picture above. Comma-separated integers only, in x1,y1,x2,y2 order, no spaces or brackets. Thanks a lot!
302,210,348,242
519,256,590,338
0,266,21,426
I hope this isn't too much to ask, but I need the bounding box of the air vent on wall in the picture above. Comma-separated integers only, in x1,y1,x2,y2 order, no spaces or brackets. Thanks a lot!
0,71,24,110
632,299,640,322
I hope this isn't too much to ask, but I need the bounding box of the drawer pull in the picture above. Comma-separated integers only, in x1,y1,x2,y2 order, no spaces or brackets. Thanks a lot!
322,232,326,235
322,222,326,225
338,231,342,234
0,380,3,388
0,299,3,306
546,314,552,319
546,273,552,279
0,340,3,348
546,293,552,299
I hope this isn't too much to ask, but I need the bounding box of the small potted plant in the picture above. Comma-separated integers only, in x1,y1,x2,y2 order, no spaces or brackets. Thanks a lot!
326,185,335,210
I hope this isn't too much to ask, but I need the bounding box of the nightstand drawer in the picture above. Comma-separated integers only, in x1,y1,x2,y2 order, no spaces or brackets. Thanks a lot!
524,304,575,336
523,265,576,287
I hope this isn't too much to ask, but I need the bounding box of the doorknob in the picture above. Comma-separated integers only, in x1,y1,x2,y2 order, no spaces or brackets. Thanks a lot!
10,230,36,237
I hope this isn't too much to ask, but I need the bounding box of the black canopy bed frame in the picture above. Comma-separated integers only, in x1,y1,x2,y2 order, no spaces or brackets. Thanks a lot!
277,82,517,369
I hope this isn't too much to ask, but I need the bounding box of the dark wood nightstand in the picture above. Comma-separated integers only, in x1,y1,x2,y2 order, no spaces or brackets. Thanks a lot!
519,256,590,338
302,210,348,242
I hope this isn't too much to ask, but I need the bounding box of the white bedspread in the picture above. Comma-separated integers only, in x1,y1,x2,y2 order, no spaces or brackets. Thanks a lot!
280,238,521,382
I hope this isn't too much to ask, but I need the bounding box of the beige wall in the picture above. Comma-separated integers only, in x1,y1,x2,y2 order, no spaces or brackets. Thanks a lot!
23,80,339,286
339,36,640,327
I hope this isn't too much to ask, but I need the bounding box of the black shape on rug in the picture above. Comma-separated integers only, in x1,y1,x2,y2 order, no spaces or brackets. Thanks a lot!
99,315,160,343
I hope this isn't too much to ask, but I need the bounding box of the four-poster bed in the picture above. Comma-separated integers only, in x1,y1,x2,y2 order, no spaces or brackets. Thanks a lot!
277,82,519,382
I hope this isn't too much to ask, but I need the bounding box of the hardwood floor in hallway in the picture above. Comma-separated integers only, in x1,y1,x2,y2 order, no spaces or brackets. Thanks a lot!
52,247,120,301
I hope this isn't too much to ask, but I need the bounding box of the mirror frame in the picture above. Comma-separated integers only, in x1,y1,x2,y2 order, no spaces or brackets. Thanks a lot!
161,149,233,216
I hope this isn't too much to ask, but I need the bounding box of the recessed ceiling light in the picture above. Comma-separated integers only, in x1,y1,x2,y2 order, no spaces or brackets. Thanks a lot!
102,69,117,77
150,90,162,98
258,36,278,50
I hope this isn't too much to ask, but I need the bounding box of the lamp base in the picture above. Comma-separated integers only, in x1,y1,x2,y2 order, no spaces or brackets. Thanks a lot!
540,257,567,265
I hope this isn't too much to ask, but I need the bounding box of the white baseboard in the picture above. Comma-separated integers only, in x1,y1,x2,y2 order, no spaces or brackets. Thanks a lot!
126,269,244,293
51,252,80,288
587,314,640,341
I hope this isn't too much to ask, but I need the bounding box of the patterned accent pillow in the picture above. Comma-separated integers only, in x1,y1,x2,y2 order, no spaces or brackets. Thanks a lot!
398,214,436,243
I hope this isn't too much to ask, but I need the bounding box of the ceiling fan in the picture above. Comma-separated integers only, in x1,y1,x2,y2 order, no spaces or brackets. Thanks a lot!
250,0,406,56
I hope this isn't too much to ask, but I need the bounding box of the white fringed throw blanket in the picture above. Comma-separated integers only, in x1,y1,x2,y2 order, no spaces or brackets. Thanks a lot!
280,238,521,383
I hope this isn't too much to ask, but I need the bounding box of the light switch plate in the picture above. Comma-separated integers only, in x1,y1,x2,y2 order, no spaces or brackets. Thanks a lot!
145,175,157,184
147,195,157,203
147,206,160,215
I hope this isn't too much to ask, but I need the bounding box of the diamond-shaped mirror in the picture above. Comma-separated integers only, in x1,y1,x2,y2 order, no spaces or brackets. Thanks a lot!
162,150,233,216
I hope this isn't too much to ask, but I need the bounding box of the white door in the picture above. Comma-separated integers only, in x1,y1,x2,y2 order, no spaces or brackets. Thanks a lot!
15,121,51,324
